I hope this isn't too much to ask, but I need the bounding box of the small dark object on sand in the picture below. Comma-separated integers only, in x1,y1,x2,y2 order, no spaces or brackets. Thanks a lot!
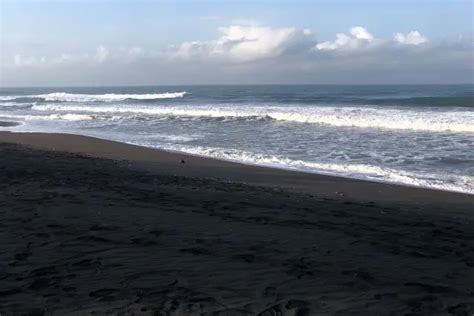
181,159,186,164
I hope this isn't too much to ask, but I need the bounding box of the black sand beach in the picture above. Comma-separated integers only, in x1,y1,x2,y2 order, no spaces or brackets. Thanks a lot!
0,132,473,315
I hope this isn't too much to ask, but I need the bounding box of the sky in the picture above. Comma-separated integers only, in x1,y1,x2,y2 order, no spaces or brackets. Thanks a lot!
1,0,473,86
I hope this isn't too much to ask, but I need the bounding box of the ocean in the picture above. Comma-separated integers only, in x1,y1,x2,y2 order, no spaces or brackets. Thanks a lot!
0,84,473,194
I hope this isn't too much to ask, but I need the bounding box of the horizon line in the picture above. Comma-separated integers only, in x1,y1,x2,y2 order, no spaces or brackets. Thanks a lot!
1,82,473,89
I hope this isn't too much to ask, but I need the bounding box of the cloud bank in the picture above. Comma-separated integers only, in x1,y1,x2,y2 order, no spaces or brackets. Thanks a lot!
172,25,313,62
2,25,472,85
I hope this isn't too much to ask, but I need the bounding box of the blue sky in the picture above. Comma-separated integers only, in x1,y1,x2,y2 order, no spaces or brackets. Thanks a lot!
1,0,473,86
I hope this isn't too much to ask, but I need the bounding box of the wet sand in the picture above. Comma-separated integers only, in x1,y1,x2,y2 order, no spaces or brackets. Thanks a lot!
0,131,473,315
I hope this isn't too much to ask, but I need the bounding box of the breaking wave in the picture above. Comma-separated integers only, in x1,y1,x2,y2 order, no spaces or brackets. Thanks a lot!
31,104,474,133
150,144,474,194
0,113,100,121
0,91,187,102
0,102,35,108
365,96,474,108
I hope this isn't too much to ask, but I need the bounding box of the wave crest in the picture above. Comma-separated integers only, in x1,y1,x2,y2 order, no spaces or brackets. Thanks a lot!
366,96,474,108
0,91,187,102
151,144,474,194
31,104,474,133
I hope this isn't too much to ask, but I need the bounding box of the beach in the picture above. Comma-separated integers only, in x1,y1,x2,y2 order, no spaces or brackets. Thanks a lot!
0,131,473,315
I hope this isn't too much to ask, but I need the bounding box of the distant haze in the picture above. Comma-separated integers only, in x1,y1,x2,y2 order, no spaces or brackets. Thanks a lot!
1,0,473,87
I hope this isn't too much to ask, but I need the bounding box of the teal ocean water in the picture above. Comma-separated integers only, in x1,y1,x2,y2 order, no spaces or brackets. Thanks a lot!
1,85,473,193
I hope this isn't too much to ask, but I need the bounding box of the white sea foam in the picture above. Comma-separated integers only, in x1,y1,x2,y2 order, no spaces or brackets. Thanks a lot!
56,113,98,121
31,104,474,133
137,133,203,143
0,102,34,107
0,91,187,102
0,113,98,121
152,144,474,194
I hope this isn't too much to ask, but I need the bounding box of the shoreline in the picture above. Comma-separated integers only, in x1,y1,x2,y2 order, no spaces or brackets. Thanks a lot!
145,142,471,196
0,131,472,210
0,131,474,209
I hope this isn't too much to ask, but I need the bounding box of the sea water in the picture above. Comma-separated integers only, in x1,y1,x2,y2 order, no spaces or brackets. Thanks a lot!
1,84,473,194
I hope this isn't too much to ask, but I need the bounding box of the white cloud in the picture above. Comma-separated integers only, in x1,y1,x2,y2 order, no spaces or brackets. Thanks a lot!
315,26,375,51
123,47,145,60
350,26,374,41
13,53,82,67
173,25,313,62
51,53,75,64
315,27,428,52
315,33,351,50
172,41,207,60
95,45,110,62
394,31,428,45
14,55,46,67
10,45,149,68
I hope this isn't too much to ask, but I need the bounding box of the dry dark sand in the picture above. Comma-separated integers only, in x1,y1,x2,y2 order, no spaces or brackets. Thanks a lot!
0,132,473,315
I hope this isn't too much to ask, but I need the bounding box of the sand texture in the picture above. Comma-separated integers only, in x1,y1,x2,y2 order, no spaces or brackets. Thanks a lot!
0,132,473,315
